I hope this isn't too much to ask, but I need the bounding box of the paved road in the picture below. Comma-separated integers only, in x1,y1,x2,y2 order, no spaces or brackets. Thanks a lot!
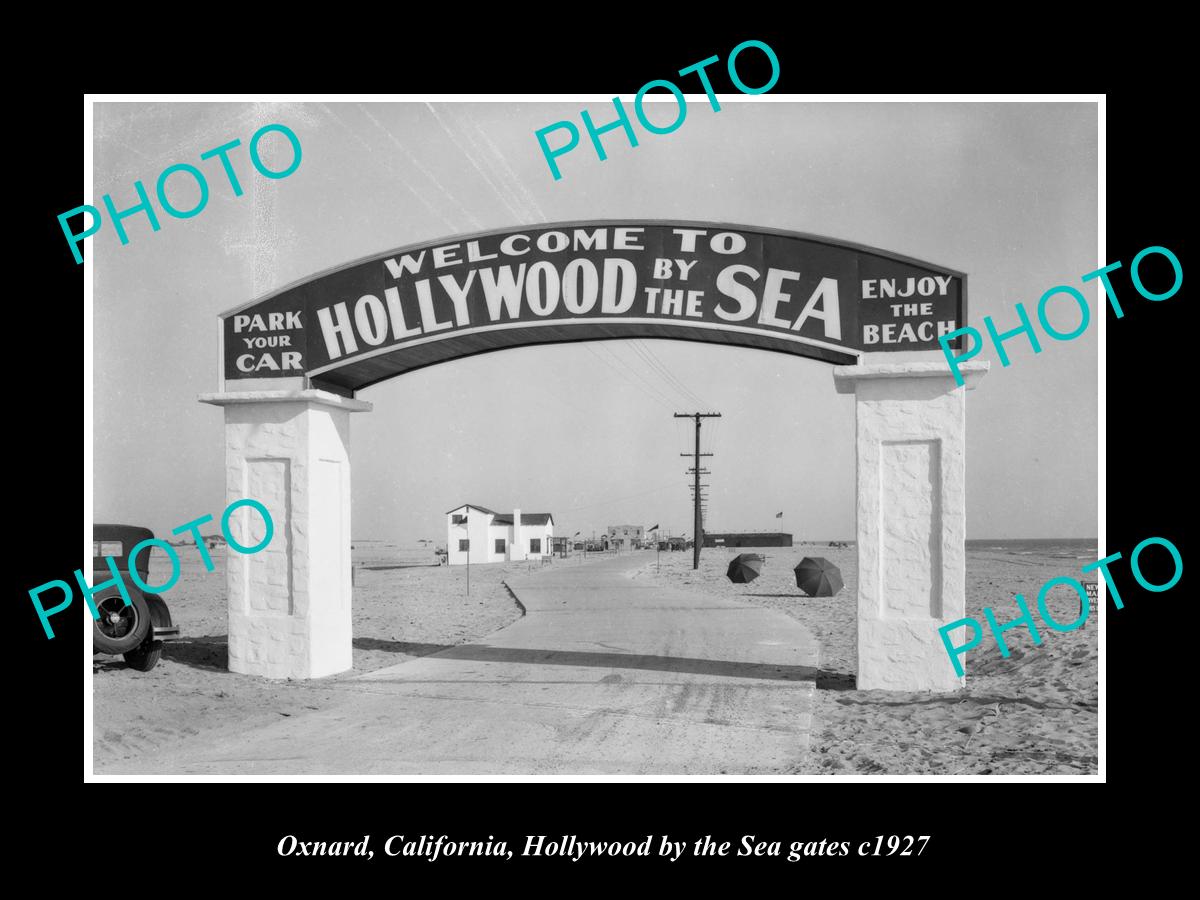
115,555,819,774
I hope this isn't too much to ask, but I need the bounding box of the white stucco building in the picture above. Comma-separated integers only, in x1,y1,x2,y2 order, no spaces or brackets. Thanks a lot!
606,524,645,550
446,504,555,565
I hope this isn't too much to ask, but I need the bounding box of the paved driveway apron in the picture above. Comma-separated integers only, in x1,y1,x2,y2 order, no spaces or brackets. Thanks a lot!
132,555,819,774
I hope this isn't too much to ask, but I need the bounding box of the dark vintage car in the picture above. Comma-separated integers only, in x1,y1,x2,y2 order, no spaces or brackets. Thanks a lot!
92,524,181,671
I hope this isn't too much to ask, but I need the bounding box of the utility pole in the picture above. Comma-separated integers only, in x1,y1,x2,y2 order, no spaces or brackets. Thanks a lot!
675,412,721,569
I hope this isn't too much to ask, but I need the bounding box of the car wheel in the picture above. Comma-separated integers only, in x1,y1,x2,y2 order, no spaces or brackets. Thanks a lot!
92,590,151,655
123,641,163,671
122,595,171,672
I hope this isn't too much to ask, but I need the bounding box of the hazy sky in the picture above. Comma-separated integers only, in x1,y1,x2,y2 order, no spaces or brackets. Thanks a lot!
92,100,1097,544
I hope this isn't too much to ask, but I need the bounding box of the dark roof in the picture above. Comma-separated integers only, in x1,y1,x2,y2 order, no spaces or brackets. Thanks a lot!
446,506,555,526
494,513,554,526
706,532,793,538
93,524,155,545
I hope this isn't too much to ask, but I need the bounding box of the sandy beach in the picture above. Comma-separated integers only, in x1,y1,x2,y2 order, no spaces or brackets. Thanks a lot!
633,542,1098,774
92,545,530,770
94,542,1097,775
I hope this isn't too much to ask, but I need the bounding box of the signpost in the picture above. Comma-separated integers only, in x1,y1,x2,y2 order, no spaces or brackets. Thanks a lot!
1084,580,1098,618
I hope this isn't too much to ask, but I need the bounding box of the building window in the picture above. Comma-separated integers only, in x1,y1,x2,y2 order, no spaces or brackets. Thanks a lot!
458,539,469,551
451,514,466,525
495,539,505,554
530,538,542,554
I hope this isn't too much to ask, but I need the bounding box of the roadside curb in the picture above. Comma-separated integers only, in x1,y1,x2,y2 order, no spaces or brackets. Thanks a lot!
501,580,527,616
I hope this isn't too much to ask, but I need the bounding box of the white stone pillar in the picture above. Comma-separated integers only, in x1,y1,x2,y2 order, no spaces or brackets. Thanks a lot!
833,360,988,691
198,389,372,679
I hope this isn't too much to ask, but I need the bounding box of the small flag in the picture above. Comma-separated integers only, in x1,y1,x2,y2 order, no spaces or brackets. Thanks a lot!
649,523,659,531
776,511,783,518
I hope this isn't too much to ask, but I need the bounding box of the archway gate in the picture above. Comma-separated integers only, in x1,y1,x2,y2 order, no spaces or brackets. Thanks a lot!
200,221,986,690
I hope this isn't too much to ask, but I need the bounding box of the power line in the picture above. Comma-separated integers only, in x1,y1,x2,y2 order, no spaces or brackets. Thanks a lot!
609,341,706,416
701,412,723,457
623,341,682,404
697,416,717,455
560,482,679,513
422,103,531,225
602,342,685,409
656,349,710,411
582,344,677,412
639,341,706,407
589,343,681,411
629,340,708,410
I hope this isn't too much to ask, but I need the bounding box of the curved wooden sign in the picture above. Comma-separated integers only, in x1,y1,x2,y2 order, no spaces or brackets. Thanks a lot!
220,221,966,395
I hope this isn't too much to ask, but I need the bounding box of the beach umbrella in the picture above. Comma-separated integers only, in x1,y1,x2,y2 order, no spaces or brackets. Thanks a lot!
726,553,765,584
794,557,843,596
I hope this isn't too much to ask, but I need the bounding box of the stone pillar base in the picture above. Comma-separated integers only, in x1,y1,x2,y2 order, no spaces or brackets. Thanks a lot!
834,361,987,691
199,389,372,679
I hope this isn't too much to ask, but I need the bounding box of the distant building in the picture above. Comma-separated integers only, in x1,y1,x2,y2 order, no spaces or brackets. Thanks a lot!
606,524,645,550
446,504,555,565
703,532,793,548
